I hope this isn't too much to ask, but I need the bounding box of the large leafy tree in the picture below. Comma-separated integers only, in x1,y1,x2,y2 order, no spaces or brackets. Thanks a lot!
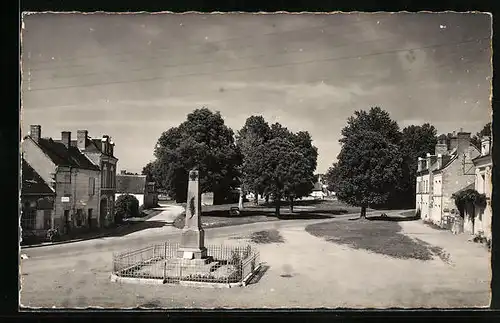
141,161,157,183
397,123,438,207
153,108,242,204
258,134,316,216
327,107,404,218
238,117,318,215
471,122,492,150
236,116,271,204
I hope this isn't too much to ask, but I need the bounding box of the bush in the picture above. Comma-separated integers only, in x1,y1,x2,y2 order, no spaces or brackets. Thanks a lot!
115,194,140,222
46,228,60,242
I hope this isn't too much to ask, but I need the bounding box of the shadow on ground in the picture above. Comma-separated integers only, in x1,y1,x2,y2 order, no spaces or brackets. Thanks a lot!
202,209,347,218
367,215,421,222
22,220,170,247
306,218,449,262
247,264,270,285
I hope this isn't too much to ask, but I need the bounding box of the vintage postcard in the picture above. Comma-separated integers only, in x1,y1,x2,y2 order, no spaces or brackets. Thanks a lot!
20,12,492,309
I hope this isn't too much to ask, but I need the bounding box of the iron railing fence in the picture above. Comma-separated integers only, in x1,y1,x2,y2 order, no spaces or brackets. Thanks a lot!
112,242,260,284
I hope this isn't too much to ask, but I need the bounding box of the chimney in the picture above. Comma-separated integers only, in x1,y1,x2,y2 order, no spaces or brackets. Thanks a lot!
30,125,41,142
77,130,88,150
426,153,432,171
109,140,114,156
481,136,491,156
61,131,71,149
101,135,109,154
456,132,471,155
435,135,448,155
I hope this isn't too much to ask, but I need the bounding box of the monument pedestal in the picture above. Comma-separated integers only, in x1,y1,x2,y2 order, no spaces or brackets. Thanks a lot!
178,168,209,262
177,228,208,260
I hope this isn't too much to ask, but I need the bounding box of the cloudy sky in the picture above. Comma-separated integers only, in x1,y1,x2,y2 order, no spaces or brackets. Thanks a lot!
21,12,492,174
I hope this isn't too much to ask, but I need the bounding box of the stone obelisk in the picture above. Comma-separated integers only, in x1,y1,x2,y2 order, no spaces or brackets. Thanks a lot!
178,168,207,260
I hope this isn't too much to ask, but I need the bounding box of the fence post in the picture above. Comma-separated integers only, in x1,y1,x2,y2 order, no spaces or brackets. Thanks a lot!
163,241,167,280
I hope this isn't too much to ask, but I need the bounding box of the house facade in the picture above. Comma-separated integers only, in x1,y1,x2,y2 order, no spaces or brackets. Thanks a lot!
21,159,56,238
416,131,480,228
74,130,118,228
468,136,493,238
115,172,158,209
22,125,118,235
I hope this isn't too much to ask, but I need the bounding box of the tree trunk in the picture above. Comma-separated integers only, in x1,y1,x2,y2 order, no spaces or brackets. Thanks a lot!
275,193,281,217
360,206,367,219
471,205,475,235
289,197,294,213
238,190,244,210
265,195,270,204
254,192,259,205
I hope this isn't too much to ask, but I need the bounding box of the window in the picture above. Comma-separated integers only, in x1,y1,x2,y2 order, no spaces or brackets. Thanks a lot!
102,164,108,188
88,177,95,195
21,207,37,230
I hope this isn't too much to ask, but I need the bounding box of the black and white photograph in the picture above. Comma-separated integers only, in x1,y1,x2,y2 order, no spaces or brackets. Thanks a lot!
20,12,492,309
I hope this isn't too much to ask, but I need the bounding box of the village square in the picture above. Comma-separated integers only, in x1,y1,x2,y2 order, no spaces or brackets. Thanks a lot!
19,12,492,308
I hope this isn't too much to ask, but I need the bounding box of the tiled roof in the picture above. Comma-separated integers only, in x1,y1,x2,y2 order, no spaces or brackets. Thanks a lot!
116,174,147,194
36,138,99,171
21,159,55,195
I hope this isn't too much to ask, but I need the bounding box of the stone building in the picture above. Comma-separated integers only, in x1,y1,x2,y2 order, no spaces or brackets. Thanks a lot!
20,158,56,238
415,131,480,227
73,130,118,228
468,136,493,238
115,172,158,209
22,125,119,235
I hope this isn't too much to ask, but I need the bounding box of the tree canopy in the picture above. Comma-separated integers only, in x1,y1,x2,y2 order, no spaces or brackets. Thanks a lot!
397,123,438,207
151,108,242,203
471,122,492,150
326,107,405,217
237,116,317,215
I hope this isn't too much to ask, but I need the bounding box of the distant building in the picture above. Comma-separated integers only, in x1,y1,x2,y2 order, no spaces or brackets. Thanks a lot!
310,181,326,200
468,136,492,238
201,192,214,206
22,125,104,236
115,171,158,209
21,159,56,238
415,131,480,228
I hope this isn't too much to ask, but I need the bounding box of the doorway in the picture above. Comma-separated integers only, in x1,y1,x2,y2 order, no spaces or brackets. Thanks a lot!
88,209,93,229
63,210,70,234
99,198,108,228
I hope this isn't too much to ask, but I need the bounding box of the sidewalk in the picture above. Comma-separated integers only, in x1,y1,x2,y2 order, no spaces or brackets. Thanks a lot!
21,205,185,250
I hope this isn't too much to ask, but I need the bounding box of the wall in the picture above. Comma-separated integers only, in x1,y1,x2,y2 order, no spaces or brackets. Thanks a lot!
420,173,431,220
22,138,57,187
441,147,479,216
82,151,117,227
472,164,492,239
143,192,158,209
53,168,101,233
430,173,443,223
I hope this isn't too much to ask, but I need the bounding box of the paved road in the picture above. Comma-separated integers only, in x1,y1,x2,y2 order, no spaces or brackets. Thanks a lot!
21,208,401,260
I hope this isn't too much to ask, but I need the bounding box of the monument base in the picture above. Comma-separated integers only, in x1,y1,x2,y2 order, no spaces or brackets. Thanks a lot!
179,228,207,259
176,247,208,261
